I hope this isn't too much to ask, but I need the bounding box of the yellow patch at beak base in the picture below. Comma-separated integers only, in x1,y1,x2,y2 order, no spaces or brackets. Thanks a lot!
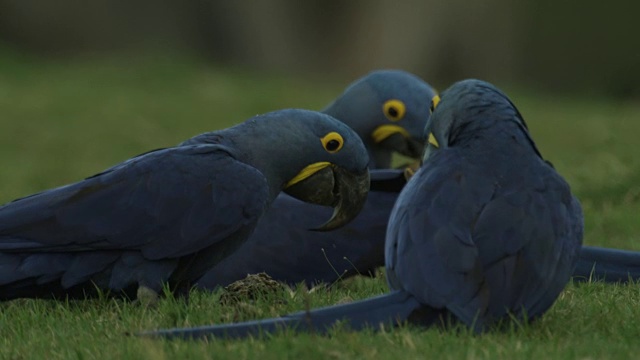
285,162,332,187
428,133,439,148
432,95,440,108
371,125,411,143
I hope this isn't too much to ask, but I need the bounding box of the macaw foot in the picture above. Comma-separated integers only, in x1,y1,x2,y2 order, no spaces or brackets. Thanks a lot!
135,285,160,307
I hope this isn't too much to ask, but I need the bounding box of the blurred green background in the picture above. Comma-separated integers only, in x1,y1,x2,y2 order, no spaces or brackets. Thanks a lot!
0,0,639,253
1,0,639,96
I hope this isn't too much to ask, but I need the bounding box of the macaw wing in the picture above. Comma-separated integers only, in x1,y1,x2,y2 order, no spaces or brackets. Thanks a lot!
472,168,583,318
0,145,269,260
385,153,493,327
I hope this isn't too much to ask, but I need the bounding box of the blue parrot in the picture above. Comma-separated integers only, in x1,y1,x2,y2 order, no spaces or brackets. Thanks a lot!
196,70,436,289
0,109,370,301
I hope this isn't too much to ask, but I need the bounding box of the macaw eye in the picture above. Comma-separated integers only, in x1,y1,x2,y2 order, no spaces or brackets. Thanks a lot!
382,99,406,122
326,140,340,151
429,95,441,114
321,132,344,153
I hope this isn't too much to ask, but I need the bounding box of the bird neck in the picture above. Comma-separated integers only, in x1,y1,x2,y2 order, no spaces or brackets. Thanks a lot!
204,124,309,202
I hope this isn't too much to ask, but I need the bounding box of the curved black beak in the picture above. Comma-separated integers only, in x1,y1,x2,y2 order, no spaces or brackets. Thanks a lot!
284,166,369,231
378,133,424,159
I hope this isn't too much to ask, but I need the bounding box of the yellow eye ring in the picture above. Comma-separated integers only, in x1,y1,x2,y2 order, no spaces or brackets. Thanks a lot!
382,99,406,122
429,95,441,114
321,132,344,153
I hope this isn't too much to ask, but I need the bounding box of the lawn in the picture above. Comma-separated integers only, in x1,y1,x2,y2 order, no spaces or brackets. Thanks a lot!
0,49,640,359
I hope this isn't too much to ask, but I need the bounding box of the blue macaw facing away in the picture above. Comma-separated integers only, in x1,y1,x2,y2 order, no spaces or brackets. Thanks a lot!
141,79,584,339
0,109,370,301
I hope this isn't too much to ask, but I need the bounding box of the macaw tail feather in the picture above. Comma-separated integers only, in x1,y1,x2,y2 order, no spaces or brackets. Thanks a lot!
138,290,439,340
574,245,640,283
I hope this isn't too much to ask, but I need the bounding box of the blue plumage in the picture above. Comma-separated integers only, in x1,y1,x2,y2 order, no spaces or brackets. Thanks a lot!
197,70,639,292
197,70,437,289
143,79,584,339
0,109,370,300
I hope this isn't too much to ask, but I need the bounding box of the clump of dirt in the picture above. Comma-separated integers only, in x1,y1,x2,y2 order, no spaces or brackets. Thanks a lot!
218,272,284,305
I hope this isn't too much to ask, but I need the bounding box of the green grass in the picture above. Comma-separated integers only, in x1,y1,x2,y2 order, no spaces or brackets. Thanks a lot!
1,49,640,359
